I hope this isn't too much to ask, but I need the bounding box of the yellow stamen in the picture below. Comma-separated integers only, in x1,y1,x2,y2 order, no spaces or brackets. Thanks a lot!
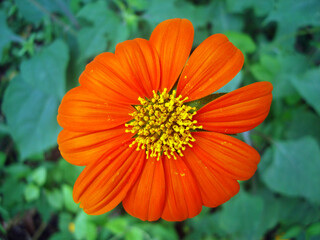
126,89,202,160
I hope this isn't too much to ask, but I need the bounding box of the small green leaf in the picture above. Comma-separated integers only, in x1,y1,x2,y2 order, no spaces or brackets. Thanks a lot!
46,188,63,210
225,32,256,53
282,225,303,238
31,167,47,186
62,184,78,213
125,227,144,240
106,217,128,235
58,213,72,232
307,222,320,237
24,183,40,202
5,164,31,179
49,232,73,240
74,212,97,240
127,0,149,11
250,54,281,82
140,222,179,240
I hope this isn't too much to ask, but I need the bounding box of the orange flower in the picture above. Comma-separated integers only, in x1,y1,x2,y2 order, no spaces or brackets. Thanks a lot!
57,19,272,221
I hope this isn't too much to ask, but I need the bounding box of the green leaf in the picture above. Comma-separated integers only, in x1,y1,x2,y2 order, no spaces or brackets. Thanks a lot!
77,27,107,60
77,0,116,26
139,221,179,240
58,213,72,232
255,189,283,236
52,159,83,185
250,54,281,82
14,0,64,24
46,188,63,210
251,52,311,99
277,196,320,226
2,40,69,159
285,108,320,143
260,137,320,204
36,191,53,222
0,10,18,61
125,227,144,240
291,68,320,116
219,190,264,240
76,1,123,58
144,0,210,29
15,0,44,24
210,0,244,33
127,0,149,11
49,232,73,240
5,164,31,179
225,32,256,54
62,184,78,213
264,0,320,49
106,217,128,235
0,123,9,134
24,183,40,202
1,177,26,208
20,40,68,99
226,0,274,16
185,209,226,240
31,166,47,186
74,212,97,240
282,225,303,239
307,222,320,237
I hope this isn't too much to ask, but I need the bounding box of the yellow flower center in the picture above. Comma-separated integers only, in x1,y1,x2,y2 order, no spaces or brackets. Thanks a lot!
125,88,202,160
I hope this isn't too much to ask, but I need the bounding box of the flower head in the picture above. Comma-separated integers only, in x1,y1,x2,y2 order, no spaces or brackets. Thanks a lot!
57,19,273,221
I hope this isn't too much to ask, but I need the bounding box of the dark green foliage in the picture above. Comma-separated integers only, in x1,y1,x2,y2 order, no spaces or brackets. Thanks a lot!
0,0,319,239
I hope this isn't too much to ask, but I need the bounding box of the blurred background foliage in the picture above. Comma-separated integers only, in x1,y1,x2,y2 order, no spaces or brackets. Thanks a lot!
0,0,320,239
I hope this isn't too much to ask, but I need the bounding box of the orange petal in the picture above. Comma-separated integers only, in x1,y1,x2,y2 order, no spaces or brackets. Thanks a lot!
150,18,194,92
57,86,133,132
192,132,260,181
195,82,273,134
115,39,160,98
79,52,142,105
184,147,239,207
57,125,133,166
73,145,145,215
161,155,202,221
177,34,244,101
123,156,165,221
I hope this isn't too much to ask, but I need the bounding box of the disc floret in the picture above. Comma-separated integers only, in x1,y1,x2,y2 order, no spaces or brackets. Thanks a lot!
125,88,202,160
